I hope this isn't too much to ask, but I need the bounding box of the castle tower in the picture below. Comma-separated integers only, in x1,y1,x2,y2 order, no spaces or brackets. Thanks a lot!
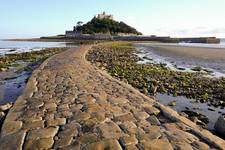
97,12,114,20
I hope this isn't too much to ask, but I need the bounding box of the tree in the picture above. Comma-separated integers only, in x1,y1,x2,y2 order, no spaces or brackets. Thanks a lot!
77,21,83,26
74,17,142,35
74,21,84,33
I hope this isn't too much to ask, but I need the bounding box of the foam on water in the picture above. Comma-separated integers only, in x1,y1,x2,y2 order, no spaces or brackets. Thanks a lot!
0,40,73,55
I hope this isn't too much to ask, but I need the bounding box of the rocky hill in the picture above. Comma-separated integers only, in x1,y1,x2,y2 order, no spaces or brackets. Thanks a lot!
74,17,142,35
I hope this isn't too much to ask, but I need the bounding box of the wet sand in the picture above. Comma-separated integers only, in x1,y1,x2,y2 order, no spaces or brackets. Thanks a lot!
150,44,225,61
136,43,225,75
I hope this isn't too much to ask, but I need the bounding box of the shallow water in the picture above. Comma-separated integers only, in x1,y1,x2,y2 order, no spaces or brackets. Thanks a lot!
176,39,225,48
155,94,225,130
0,70,31,105
0,40,77,55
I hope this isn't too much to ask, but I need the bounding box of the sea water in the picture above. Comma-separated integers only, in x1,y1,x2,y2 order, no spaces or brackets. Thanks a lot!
0,40,76,55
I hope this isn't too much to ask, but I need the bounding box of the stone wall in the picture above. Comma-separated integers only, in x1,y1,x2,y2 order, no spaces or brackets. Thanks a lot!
65,31,220,43
65,32,113,40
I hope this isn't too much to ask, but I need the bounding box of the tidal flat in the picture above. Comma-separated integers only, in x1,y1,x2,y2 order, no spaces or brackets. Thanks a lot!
86,42,225,131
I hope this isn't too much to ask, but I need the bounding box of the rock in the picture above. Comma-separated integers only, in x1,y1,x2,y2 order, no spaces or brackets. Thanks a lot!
58,104,69,111
45,102,57,111
175,142,193,150
120,135,138,147
24,138,54,149
23,120,44,130
47,118,66,126
0,103,13,112
1,121,23,136
191,66,202,72
208,108,216,111
82,118,99,133
192,141,210,150
98,121,122,139
77,94,96,104
132,111,149,120
138,120,151,130
214,115,225,136
0,67,7,72
54,136,73,149
143,105,160,116
182,110,209,125
168,101,177,107
119,121,137,134
0,131,26,150
94,112,106,123
0,111,5,118
125,145,138,150
113,112,135,122
139,139,173,150
73,112,91,122
26,126,59,140
84,139,122,150
58,122,78,138
145,125,161,139
147,115,161,126
177,67,186,71
109,97,129,105
165,129,198,144
77,133,98,145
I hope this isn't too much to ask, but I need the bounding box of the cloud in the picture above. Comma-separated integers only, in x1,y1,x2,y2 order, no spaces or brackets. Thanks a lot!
151,26,225,37
203,28,225,34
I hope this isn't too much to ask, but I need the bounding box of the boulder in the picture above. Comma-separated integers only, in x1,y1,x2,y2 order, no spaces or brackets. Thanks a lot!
0,111,5,124
0,111,5,118
0,103,13,112
214,115,225,136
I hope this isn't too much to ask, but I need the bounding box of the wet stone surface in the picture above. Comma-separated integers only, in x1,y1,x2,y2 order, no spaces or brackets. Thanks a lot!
0,46,224,149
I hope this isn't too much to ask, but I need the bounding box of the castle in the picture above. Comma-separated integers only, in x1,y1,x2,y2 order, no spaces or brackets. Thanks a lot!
96,12,113,20
65,12,114,39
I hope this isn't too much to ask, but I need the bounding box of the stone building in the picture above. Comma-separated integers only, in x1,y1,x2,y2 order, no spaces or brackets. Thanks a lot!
97,12,114,20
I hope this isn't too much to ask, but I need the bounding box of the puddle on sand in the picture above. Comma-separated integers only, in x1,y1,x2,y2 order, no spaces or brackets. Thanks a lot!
155,94,225,130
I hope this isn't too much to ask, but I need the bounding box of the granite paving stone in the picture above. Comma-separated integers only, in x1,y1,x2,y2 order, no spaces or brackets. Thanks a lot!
0,46,224,149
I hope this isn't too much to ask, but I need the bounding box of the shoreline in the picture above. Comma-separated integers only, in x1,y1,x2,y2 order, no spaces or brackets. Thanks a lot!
145,44,225,61
1,44,225,149
136,43,225,77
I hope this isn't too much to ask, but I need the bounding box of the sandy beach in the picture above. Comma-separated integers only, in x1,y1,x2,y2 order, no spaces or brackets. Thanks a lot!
135,43,225,76
150,44,225,61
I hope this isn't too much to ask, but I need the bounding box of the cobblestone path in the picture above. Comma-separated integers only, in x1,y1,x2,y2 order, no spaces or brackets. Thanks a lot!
1,46,225,150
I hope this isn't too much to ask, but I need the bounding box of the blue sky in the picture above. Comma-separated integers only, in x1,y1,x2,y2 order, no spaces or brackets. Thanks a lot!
1,0,225,38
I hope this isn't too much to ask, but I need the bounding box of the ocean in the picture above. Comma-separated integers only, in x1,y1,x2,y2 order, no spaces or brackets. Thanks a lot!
0,40,75,55
176,38,225,48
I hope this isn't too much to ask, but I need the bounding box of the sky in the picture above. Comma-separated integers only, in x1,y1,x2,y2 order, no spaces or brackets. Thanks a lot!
1,0,225,38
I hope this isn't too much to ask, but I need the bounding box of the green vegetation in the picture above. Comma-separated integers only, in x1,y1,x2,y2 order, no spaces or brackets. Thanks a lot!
0,48,67,72
86,42,225,108
74,17,142,35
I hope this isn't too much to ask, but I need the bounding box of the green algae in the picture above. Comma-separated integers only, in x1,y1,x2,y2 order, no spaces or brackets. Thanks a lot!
86,42,225,108
0,48,67,72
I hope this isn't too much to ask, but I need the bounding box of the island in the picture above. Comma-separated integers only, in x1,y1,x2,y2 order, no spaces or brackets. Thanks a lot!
40,12,221,44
